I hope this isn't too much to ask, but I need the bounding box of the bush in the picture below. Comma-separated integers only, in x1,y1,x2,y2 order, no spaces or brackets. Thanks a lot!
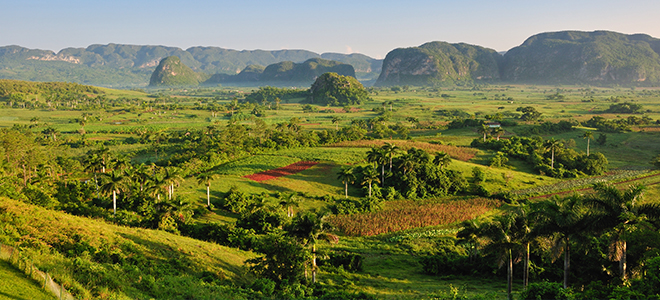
519,281,573,300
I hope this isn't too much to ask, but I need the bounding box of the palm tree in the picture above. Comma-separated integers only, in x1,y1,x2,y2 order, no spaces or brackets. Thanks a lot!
331,116,342,130
511,205,535,288
162,167,183,200
360,166,380,198
480,214,520,300
492,126,504,141
583,131,594,156
196,172,218,207
457,219,485,263
286,212,339,283
544,138,563,169
381,142,400,172
336,166,356,198
100,170,127,216
478,124,490,142
433,151,452,170
585,183,660,280
397,152,416,176
278,193,300,217
532,195,585,288
42,127,59,142
366,147,388,184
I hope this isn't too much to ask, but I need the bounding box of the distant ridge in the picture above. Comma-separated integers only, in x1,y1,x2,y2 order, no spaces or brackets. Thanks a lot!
376,31,660,86
0,44,382,87
206,58,356,86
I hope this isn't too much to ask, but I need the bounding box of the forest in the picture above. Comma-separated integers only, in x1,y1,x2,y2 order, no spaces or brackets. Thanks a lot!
2,78,660,299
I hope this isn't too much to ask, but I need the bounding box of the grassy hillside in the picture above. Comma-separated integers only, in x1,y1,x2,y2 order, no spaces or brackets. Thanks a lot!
0,197,255,300
0,260,56,300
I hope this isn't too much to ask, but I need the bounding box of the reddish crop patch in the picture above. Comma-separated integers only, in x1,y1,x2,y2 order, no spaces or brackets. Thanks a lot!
329,198,500,236
243,161,318,182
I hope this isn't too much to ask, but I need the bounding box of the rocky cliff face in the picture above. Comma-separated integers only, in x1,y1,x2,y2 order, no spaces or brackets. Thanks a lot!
501,31,660,84
375,42,501,86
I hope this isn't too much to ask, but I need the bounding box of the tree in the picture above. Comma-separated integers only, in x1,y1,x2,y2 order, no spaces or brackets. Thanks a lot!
583,131,594,156
478,124,490,142
585,183,660,280
492,126,504,141
162,167,183,200
278,192,300,217
336,166,356,198
360,166,380,198
286,212,339,283
42,127,59,142
480,214,521,300
100,170,127,216
247,234,311,285
544,138,563,169
366,147,387,184
381,142,400,172
532,195,586,288
433,151,452,170
331,116,342,130
196,172,218,207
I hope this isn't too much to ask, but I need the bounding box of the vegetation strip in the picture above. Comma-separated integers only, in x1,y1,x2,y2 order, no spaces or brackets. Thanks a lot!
243,161,319,181
329,198,500,236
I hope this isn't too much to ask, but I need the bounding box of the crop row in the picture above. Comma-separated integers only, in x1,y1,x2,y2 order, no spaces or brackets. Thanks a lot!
328,198,500,236
384,228,461,243
511,169,655,196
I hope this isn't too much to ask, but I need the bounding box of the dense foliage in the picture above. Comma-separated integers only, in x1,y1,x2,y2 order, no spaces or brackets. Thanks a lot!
308,73,369,106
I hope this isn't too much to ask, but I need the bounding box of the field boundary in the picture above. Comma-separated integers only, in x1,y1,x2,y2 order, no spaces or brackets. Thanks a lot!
0,243,74,300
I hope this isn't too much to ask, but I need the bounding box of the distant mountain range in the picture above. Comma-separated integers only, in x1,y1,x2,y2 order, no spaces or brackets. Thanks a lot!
3,30,660,87
0,44,381,87
376,31,660,87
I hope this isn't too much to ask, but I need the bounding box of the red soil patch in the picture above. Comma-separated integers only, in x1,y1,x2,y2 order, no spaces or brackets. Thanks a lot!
243,161,319,182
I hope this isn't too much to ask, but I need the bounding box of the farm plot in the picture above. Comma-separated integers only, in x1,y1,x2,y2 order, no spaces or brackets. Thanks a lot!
243,161,318,181
329,198,501,236
329,139,478,161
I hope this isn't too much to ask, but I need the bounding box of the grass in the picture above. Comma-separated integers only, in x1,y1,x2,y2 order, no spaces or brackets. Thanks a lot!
0,260,56,300
0,197,255,299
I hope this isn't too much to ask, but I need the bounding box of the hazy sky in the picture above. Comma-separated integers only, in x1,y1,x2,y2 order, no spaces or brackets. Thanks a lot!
2,0,659,58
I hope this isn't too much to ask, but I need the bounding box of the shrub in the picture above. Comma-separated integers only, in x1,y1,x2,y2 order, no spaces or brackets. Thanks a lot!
519,281,573,300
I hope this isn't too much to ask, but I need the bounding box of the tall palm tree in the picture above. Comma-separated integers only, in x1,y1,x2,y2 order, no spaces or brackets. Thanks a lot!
480,214,521,300
278,193,300,217
544,138,563,169
336,166,356,198
583,131,594,156
492,127,504,141
381,142,400,172
478,124,490,142
433,151,452,170
360,166,380,198
162,167,183,200
532,195,585,288
286,212,339,283
585,183,660,280
196,172,218,207
511,205,534,288
366,147,388,184
100,170,127,216
331,116,342,130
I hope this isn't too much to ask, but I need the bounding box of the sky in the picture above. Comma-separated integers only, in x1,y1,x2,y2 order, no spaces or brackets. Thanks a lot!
2,0,660,59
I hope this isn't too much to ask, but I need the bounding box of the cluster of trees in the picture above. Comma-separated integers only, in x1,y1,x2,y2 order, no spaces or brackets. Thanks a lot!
423,184,660,300
472,136,608,178
337,144,467,200
583,115,655,133
605,102,644,114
